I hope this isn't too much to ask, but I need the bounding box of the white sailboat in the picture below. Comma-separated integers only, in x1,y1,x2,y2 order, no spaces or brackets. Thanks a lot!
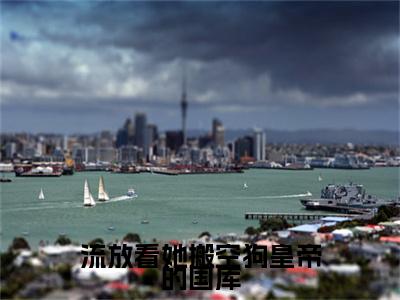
83,179,96,207
38,188,45,200
318,174,323,182
243,182,248,189
98,176,110,201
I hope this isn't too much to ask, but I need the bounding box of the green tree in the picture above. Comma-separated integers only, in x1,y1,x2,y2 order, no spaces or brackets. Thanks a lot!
55,235,71,245
9,237,30,251
142,269,159,286
89,238,104,246
245,226,258,235
259,217,290,232
123,233,141,243
0,251,16,280
198,231,211,239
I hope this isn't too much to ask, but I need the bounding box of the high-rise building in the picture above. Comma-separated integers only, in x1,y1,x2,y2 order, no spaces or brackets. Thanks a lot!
212,118,225,147
147,124,158,160
166,130,183,153
116,118,134,148
118,145,139,163
181,71,188,146
84,146,97,163
253,128,266,161
134,113,148,158
97,147,116,162
234,136,254,162
5,142,16,159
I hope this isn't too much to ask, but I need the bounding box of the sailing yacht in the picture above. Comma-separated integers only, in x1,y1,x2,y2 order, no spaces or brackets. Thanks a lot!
38,188,45,200
98,176,110,201
318,174,323,182
83,179,96,207
243,182,248,189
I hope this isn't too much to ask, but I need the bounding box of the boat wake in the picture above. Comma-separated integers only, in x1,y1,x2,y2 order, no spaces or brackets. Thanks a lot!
171,192,313,201
240,192,312,199
101,196,134,204
3,203,82,212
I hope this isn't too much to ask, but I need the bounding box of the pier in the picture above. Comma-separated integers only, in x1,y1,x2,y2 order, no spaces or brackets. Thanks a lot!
244,212,360,224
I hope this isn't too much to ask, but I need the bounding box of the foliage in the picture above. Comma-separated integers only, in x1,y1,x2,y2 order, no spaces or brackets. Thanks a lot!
259,217,290,232
123,233,141,243
9,237,30,251
383,253,400,268
289,262,378,299
89,238,104,246
244,226,258,235
56,264,72,282
0,251,17,280
0,264,38,298
372,205,400,223
55,235,72,245
198,231,211,238
142,269,159,286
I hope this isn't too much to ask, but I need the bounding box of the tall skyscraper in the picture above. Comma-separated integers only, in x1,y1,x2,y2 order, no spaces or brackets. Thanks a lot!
253,128,266,161
134,112,148,159
212,118,225,147
181,70,188,146
234,136,254,162
116,118,134,148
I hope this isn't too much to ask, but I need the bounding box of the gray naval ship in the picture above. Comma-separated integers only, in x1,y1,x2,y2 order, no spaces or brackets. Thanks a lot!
300,182,399,212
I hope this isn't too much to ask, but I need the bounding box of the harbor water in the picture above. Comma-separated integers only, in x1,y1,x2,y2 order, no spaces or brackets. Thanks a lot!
1,168,398,250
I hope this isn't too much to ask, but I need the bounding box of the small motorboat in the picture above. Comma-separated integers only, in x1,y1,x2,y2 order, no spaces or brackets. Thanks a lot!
127,188,138,198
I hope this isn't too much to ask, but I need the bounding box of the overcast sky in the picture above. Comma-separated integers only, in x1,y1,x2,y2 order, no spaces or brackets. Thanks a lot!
1,1,399,133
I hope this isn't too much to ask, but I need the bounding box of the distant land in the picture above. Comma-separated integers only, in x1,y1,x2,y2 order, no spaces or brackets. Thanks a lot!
2,129,398,146
188,129,399,146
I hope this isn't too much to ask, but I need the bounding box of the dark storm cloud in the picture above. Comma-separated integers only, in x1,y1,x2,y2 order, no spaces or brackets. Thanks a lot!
1,1,398,133
67,1,398,99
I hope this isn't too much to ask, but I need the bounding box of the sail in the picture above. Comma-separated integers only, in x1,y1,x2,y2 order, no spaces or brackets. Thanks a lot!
84,180,96,206
38,188,45,200
98,176,110,201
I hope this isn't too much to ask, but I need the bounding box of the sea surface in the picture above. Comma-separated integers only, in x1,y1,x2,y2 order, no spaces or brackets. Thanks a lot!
1,168,398,250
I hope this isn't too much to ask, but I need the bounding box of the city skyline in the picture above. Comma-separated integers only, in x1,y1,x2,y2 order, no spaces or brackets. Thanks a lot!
1,1,399,133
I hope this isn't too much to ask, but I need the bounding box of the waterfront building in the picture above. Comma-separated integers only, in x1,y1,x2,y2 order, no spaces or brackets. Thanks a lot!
97,147,116,163
156,133,167,159
134,113,148,159
253,128,266,161
5,142,17,159
116,118,134,148
199,134,213,149
118,145,139,163
84,147,97,163
212,118,225,147
234,136,254,162
63,135,68,151
23,146,37,159
181,71,188,146
98,131,114,148
190,147,201,163
166,130,183,153
72,146,84,164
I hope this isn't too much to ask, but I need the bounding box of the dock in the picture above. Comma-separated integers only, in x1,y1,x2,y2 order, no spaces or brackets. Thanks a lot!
244,212,361,224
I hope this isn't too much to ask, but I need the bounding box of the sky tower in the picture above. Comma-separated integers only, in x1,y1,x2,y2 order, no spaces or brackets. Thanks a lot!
181,68,188,146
